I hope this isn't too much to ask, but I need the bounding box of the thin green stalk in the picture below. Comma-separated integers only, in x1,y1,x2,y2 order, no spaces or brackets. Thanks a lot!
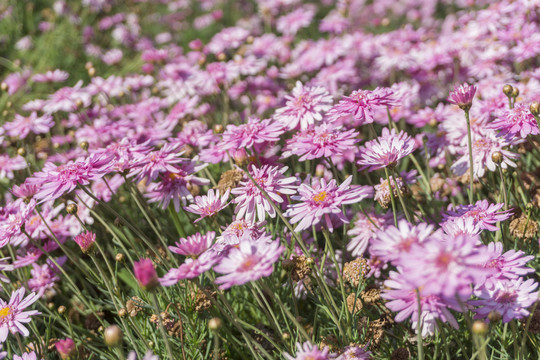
384,168,398,227
151,291,175,360
498,166,508,210
416,289,424,360
390,169,412,223
464,110,474,204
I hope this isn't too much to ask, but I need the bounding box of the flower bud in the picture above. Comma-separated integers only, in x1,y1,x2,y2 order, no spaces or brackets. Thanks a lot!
88,67,96,77
55,338,76,360
214,124,224,134
491,151,503,164
133,258,159,291
17,147,26,156
58,305,66,314
217,52,226,61
0,82,7,91
66,203,78,215
115,253,125,262
118,308,127,318
80,141,89,151
73,231,96,254
472,320,488,335
488,311,502,324
208,317,222,331
282,332,291,341
530,102,540,116
502,84,513,96
511,87,519,98
104,325,123,347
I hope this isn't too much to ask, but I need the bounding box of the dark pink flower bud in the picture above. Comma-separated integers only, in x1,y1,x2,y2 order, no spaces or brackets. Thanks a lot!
55,338,76,359
134,258,159,291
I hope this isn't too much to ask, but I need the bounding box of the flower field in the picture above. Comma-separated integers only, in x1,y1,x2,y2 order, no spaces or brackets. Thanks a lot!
0,0,539,359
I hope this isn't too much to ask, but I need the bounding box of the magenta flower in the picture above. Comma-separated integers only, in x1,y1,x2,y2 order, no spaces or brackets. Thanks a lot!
73,231,96,254
283,341,332,360
371,220,434,263
219,117,284,151
28,262,61,297
382,270,461,337
159,252,217,286
397,234,492,299
327,87,396,126
444,200,512,232
184,189,230,223
357,128,415,171
169,231,215,257
231,165,297,223
129,143,187,183
276,6,315,36
0,155,27,180
285,176,373,232
55,338,76,359
133,259,159,291
274,81,333,130
490,103,540,140
214,238,284,290
3,112,54,139
31,69,69,83
282,122,359,161
347,211,392,256
0,287,40,342
447,83,477,111
482,242,534,282
470,278,538,323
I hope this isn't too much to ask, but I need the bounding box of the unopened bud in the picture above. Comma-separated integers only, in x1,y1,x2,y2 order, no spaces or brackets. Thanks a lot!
85,62,93,70
66,203,78,215
75,99,83,108
58,305,66,314
118,308,127,318
115,253,125,262
1,82,7,91
80,141,89,151
6,101,12,109
488,311,502,323
104,325,123,347
208,317,222,331
502,84,513,96
214,124,224,134
88,67,96,77
530,102,540,116
282,332,291,340
491,151,503,164
511,87,519,98
217,53,226,61
472,320,488,335
17,147,26,156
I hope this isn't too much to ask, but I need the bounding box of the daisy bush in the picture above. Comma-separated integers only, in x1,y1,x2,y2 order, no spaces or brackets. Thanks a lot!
0,0,539,359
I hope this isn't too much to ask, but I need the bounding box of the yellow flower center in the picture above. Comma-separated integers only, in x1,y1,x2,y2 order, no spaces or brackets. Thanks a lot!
313,191,327,203
0,306,11,319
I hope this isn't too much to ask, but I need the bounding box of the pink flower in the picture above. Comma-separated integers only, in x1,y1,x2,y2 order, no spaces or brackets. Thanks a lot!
327,88,396,126
0,155,27,180
443,200,512,232
169,232,215,257
214,238,284,290
470,278,538,323
184,189,230,223
481,242,534,282
285,176,373,232
274,81,333,130
336,346,371,360
28,261,61,297
128,144,186,183
283,341,331,360
102,48,123,65
276,6,315,36
31,70,69,83
282,122,359,161
347,211,392,256
73,231,96,254
55,338,76,359
447,83,477,111
357,128,415,171
490,103,540,140
133,259,159,291
159,253,216,286
231,165,297,223
382,270,461,337
219,117,284,151
14,351,39,360
0,287,40,342
3,112,54,139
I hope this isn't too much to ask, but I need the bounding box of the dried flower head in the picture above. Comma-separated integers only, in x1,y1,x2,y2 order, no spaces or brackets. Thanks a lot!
343,258,370,288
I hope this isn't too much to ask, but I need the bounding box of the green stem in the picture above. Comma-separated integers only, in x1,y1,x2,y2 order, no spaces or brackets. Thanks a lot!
151,291,175,360
464,110,475,204
416,289,425,360
384,167,398,227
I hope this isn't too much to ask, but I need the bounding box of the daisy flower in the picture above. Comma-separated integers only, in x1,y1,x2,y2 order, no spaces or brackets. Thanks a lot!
383,270,461,337
73,231,96,254
0,287,41,342
327,87,396,126
470,278,538,323
282,122,359,161
274,81,333,130
482,242,534,282
184,189,230,223
31,69,69,83
336,345,371,360
219,117,284,151
0,155,27,180
490,103,540,140
286,176,373,232
231,165,297,223
127,351,158,360
128,143,187,183
3,112,54,140
283,341,331,360
214,238,284,290
169,231,216,257
276,6,315,36
357,128,416,171
443,200,512,232
447,83,477,111
347,210,392,257
14,351,39,360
